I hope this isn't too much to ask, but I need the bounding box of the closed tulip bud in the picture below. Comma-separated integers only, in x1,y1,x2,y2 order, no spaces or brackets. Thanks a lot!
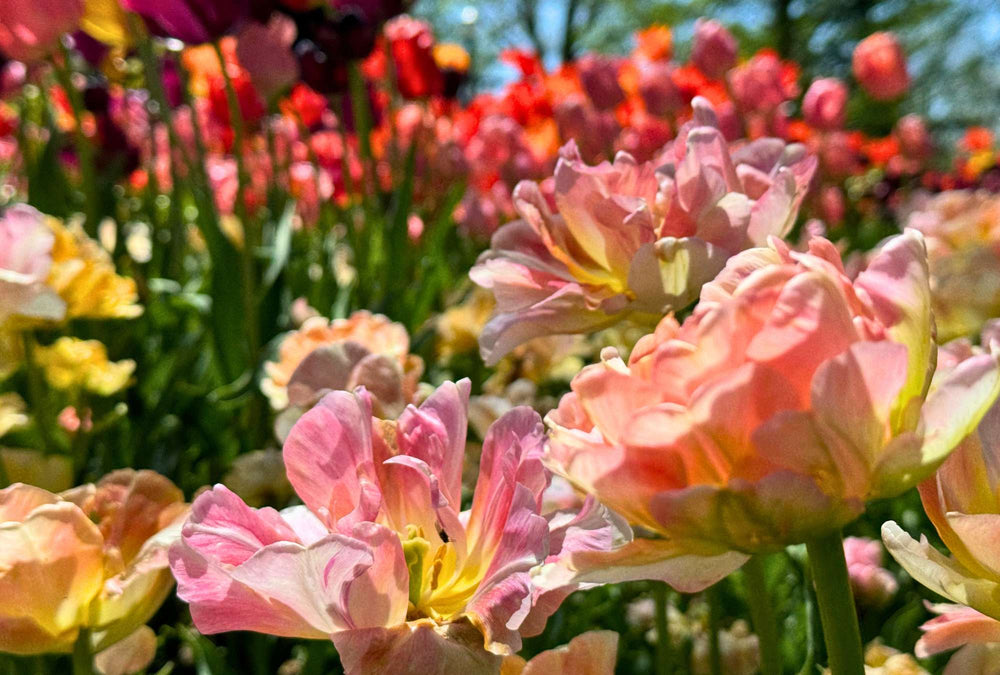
691,18,737,80
638,61,682,117
578,54,625,111
852,32,910,101
803,78,848,130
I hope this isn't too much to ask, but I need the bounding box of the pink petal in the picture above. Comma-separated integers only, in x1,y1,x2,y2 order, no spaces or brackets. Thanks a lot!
917,605,1000,657
282,390,382,530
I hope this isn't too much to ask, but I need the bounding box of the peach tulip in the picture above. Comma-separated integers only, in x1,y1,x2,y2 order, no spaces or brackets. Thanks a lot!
544,231,1000,589
501,630,618,674
0,470,186,660
262,310,424,438
883,321,1000,661
169,381,623,674
471,97,816,364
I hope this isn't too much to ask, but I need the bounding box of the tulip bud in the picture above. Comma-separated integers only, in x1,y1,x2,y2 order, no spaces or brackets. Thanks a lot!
802,78,848,130
638,61,682,116
691,18,737,80
852,32,910,101
578,54,625,111
894,114,932,160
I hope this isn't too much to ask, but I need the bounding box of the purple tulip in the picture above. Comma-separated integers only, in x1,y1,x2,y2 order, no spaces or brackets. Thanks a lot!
122,0,252,44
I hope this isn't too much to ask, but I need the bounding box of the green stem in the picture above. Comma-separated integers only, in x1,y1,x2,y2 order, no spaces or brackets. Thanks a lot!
744,555,782,675
806,530,865,675
212,41,260,364
653,582,673,675
51,45,100,231
707,584,723,675
21,333,59,459
71,629,94,675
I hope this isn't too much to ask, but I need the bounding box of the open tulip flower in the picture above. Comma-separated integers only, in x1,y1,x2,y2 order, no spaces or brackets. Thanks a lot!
169,380,623,673
471,97,816,364
0,470,186,664
883,320,1000,665
544,230,1000,589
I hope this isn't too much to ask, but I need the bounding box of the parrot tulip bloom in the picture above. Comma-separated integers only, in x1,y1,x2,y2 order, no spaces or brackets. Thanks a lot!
471,97,816,364
0,0,83,62
0,471,186,657
0,204,65,327
502,630,618,674
545,230,1000,579
169,381,622,672
882,321,1000,659
261,311,424,427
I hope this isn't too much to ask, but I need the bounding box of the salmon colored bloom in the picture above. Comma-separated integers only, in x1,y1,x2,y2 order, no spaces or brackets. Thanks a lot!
169,381,623,673
0,470,186,659
883,321,1000,662
0,0,83,62
852,32,910,101
901,190,1000,342
545,231,1000,589
471,98,816,364
501,630,618,674
262,311,424,425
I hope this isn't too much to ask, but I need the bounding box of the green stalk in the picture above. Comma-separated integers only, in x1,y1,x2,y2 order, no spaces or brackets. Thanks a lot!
744,555,782,675
21,333,59,459
212,41,260,363
71,629,94,675
806,530,865,675
707,584,723,675
653,582,673,675
51,45,100,231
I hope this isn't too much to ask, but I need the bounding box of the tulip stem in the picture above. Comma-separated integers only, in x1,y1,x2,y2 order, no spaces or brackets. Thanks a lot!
806,530,865,675
51,44,101,233
653,582,673,675
744,555,782,675
71,629,94,675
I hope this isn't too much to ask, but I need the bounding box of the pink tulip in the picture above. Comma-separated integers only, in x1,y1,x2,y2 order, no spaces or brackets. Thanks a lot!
894,114,932,161
545,230,1000,589
235,14,299,102
0,204,65,326
169,381,622,673
802,78,848,130
882,321,1000,660
578,54,625,111
843,537,897,607
638,61,682,117
728,51,792,114
690,18,737,80
0,0,83,62
471,97,816,364
852,32,910,101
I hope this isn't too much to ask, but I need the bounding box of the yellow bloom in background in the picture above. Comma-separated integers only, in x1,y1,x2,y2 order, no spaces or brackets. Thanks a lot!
436,287,494,360
47,218,142,321
35,338,135,396
0,393,27,438
80,0,130,48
